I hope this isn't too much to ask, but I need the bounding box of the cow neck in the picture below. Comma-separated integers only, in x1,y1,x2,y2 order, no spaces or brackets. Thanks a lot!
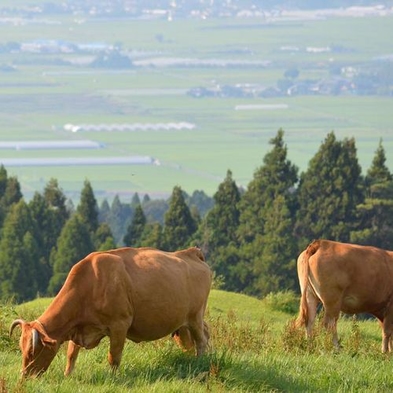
38,292,81,343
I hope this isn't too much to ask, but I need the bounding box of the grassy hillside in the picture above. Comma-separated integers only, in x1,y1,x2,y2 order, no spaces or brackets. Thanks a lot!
0,289,391,392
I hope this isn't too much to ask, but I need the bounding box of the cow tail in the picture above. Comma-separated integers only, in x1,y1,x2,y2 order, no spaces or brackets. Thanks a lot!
295,240,320,329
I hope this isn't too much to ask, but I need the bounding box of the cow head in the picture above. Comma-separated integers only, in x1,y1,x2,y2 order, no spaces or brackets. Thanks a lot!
9,319,58,377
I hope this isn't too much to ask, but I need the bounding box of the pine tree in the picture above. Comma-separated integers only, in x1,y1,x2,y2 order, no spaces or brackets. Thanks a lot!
206,170,240,249
95,222,116,250
48,214,94,295
77,179,99,234
140,222,164,249
295,132,364,247
0,169,23,228
193,170,242,290
236,129,298,295
28,192,55,294
43,178,69,223
0,165,7,196
131,192,141,208
123,204,146,247
365,140,393,198
107,195,132,245
28,180,70,294
187,190,214,217
0,200,40,302
237,129,298,244
2,176,23,208
351,140,393,249
0,165,8,226
163,186,197,251
142,199,168,224
252,195,298,296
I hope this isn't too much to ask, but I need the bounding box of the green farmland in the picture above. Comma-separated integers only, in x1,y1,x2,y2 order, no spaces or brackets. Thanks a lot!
0,9,392,202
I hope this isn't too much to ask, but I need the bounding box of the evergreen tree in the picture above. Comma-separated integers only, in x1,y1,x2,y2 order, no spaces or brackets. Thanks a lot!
123,204,146,247
295,132,364,247
95,222,116,250
365,140,393,198
193,170,242,291
0,169,23,228
187,190,214,217
205,170,240,250
351,140,393,249
77,179,99,234
140,222,164,249
236,129,298,295
0,165,8,227
28,193,55,294
252,195,298,296
2,176,23,208
142,199,168,225
163,186,197,251
98,199,110,223
237,129,298,244
131,192,141,208
0,165,7,196
28,180,70,294
107,195,132,245
48,214,94,295
0,200,40,302
43,178,69,223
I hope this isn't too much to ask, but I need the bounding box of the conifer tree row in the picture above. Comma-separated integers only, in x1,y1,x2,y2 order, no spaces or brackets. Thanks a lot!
0,130,391,302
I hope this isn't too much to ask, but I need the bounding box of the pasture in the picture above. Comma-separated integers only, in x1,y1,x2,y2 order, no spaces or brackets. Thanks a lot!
1,290,392,392
0,11,392,202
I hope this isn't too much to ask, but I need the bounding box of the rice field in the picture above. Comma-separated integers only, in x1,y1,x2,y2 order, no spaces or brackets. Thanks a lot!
0,10,392,202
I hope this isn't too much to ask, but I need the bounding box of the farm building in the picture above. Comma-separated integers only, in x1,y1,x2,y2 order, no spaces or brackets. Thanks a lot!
0,140,104,150
0,156,156,167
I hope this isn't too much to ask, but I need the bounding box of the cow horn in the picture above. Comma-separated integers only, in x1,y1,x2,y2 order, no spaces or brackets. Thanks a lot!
32,329,40,354
9,319,25,337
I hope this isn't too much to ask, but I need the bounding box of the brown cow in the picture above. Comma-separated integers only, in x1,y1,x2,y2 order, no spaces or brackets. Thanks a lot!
10,246,212,377
296,239,393,352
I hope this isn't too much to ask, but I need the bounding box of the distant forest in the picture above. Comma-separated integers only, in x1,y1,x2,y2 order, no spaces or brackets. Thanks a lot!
0,130,392,303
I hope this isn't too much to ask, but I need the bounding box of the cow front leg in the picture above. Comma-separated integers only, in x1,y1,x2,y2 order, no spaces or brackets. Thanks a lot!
108,329,127,371
65,341,81,376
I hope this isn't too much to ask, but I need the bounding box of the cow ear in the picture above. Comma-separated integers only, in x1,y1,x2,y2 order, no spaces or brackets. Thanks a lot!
31,321,57,348
41,335,57,348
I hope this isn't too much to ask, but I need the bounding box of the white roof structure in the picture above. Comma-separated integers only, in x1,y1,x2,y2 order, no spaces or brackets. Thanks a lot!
0,156,155,167
64,122,196,132
0,140,104,150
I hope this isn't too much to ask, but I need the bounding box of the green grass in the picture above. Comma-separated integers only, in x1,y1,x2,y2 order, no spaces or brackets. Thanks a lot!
1,290,393,392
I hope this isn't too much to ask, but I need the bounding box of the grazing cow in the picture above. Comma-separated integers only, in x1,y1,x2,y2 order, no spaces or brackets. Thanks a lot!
10,246,212,377
296,239,393,352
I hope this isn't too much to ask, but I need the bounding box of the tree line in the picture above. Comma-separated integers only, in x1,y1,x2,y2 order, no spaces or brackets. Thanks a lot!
0,129,392,303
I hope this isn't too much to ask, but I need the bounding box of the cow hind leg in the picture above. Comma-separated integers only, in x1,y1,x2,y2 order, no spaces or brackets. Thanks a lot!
322,303,341,349
381,318,393,353
64,341,81,376
305,289,319,339
188,319,209,356
172,326,195,354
